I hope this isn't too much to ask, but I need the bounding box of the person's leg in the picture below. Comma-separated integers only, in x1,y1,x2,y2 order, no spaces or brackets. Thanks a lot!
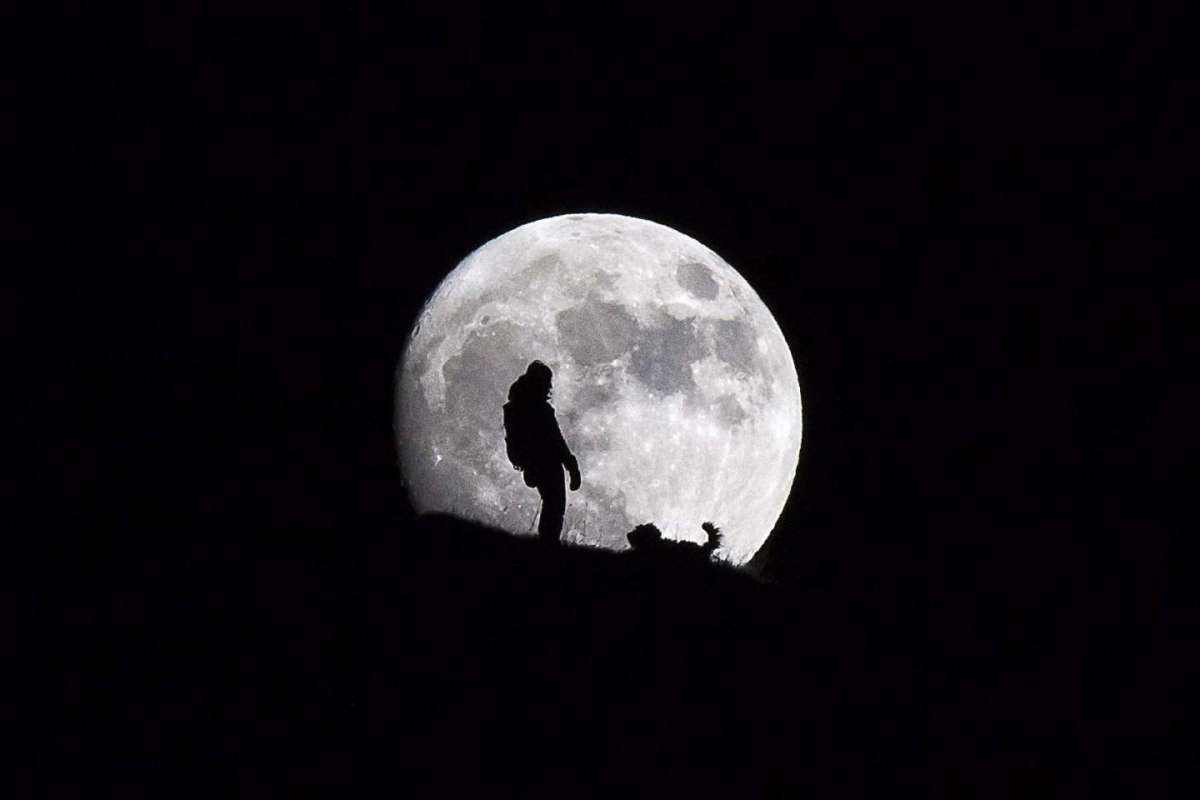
537,470,566,543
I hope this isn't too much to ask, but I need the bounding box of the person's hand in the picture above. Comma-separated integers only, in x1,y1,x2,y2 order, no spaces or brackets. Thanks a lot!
569,469,581,491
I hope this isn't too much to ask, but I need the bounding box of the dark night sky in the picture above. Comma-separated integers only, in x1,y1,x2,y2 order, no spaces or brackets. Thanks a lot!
32,2,1191,794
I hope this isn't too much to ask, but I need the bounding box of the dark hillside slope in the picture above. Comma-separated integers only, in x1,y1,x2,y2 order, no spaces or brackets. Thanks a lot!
36,511,1174,796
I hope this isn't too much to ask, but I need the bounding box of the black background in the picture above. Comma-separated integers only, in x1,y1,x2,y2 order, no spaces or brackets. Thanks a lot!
33,2,1191,796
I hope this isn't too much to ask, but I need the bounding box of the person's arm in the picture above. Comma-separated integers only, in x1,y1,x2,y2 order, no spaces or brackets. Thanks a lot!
564,451,581,491
548,408,581,490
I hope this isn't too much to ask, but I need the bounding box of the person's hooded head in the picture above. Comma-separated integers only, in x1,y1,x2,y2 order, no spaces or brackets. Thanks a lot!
509,360,553,404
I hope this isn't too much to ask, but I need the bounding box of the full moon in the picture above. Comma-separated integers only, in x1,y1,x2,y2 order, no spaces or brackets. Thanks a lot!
396,214,802,565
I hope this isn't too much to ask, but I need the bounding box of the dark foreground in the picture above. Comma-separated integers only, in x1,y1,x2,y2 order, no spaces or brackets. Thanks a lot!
34,513,1176,797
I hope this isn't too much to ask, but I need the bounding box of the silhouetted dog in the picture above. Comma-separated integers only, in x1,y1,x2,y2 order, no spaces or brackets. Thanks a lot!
626,521,723,561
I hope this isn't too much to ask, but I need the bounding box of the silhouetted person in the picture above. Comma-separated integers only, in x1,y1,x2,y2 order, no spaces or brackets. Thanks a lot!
503,361,581,544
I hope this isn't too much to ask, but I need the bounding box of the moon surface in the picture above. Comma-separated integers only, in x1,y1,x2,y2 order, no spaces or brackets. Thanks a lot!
396,214,802,565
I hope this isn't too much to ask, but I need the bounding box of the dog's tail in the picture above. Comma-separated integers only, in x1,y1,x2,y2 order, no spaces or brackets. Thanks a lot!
701,521,722,555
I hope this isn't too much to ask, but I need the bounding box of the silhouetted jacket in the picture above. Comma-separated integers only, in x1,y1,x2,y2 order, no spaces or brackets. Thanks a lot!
503,399,577,486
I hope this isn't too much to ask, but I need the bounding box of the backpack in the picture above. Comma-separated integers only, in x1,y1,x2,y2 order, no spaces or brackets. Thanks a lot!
503,402,532,473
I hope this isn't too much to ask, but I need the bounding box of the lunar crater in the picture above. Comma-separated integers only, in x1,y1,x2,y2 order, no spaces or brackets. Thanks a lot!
676,261,720,300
